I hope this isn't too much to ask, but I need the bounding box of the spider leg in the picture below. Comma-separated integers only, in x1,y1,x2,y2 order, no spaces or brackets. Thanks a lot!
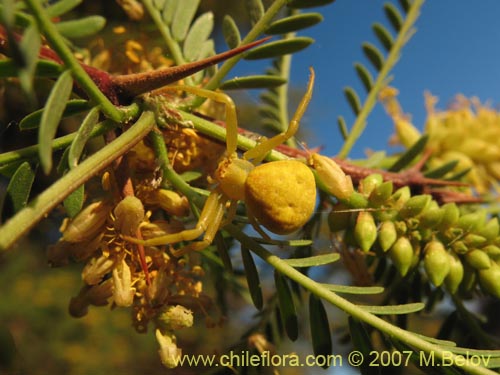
162,85,239,156
243,67,315,164
123,191,225,253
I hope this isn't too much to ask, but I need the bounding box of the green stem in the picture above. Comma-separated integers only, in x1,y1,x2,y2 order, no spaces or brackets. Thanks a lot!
225,225,497,375
24,0,124,122
0,120,115,166
0,111,155,252
148,130,204,207
338,0,425,158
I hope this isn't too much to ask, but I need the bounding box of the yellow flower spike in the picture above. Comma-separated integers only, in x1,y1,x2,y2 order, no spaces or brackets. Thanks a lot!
63,201,112,243
112,259,136,307
114,196,145,236
150,189,190,217
309,154,354,201
155,329,182,369
82,255,117,285
423,241,450,287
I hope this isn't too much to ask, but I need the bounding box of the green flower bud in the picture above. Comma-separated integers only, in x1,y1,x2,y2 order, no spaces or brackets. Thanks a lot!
399,195,432,219
310,154,354,201
464,249,491,270
460,263,477,294
388,237,414,276
419,205,444,229
483,245,500,260
478,262,500,298
438,203,460,229
328,204,352,232
391,186,411,208
478,218,500,241
456,211,487,233
451,240,469,255
378,221,397,252
361,173,383,196
354,211,377,252
346,192,369,209
463,234,488,247
444,252,464,294
369,181,393,207
424,241,450,287
395,221,408,236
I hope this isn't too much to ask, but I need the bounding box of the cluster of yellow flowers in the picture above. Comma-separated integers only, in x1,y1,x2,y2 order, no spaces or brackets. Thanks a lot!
380,87,500,194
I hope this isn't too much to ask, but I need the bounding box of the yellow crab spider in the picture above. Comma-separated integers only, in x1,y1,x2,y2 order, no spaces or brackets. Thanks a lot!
126,68,317,256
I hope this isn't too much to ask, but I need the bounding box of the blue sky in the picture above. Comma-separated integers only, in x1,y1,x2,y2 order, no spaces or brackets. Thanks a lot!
234,1,500,159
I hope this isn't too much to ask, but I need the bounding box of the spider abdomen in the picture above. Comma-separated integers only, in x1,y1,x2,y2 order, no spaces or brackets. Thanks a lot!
245,160,316,234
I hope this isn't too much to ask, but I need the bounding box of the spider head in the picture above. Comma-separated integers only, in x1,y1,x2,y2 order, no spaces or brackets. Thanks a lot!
214,155,254,201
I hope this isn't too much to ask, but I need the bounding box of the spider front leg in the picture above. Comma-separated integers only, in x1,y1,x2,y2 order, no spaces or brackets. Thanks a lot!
243,67,315,164
123,191,227,257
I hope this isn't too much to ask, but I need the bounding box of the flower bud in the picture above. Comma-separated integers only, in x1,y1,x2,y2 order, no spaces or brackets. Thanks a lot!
463,234,487,248
451,240,469,255
63,201,111,242
478,262,500,298
391,186,411,208
419,204,444,229
378,221,397,252
460,263,477,294
478,218,499,241
438,203,460,229
388,237,414,276
399,195,432,219
444,252,464,294
483,245,500,260
114,196,145,236
369,181,393,207
423,241,450,287
456,211,487,233
361,174,383,196
464,249,491,270
310,154,354,201
354,211,377,252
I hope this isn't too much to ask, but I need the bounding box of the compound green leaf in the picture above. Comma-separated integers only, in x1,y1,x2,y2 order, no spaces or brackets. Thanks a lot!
245,0,264,26
68,106,100,169
63,184,84,218
372,22,394,52
388,134,428,172
354,62,374,92
344,87,362,115
5,162,35,213
309,294,332,368
360,302,425,315
424,160,459,179
39,70,74,174
241,246,263,310
183,12,214,61
337,115,348,140
284,253,340,268
274,271,298,341
220,75,286,89
384,3,403,32
222,15,241,49
362,42,384,71
321,284,384,295
18,23,41,96
161,0,175,25
244,37,314,60
55,16,106,38
348,317,374,375
20,99,90,130
288,0,336,9
171,0,200,41
266,13,323,34
46,0,82,17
